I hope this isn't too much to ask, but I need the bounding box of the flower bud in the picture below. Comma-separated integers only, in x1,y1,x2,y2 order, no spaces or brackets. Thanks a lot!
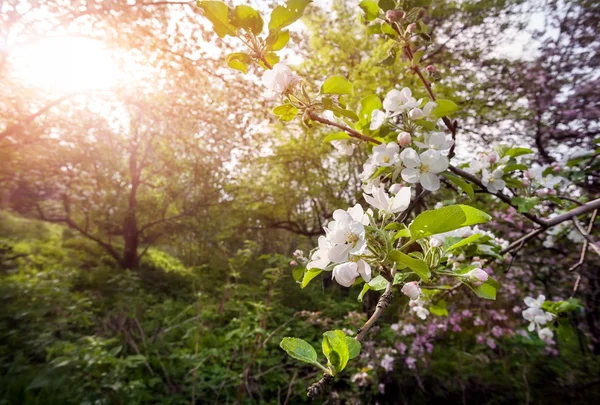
524,170,535,180
389,183,403,194
397,131,412,147
407,23,417,33
385,10,405,22
401,281,421,300
547,188,556,196
467,268,489,283
536,188,548,197
293,249,304,258
408,108,423,120
290,260,297,266
425,65,436,72
430,237,443,248
521,178,530,186
488,153,497,164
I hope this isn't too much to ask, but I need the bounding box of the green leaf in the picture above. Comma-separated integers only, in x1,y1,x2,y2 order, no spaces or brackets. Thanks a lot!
359,94,382,121
381,22,398,37
280,337,322,367
471,278,499,300
226,52,252,73
229,5,263,35
389,250,430,281
412,50,425,65
258,52,280,69
359,0,380,22
273,104,299,122
503,163,528,173
322,330,349,373
265,29,290,51
346,337,361,359
444,173,474,200
197,1,237,38
504,147,533,158
429,300,448,316
446,234,481,252
511,197,539,213
268,0,312,30
301,269,322,288
409,205,491,240
321,76,353,95
378,0,397,12
358,282,370,301
292,267,304,282
431,99,460,118
323,132,351,143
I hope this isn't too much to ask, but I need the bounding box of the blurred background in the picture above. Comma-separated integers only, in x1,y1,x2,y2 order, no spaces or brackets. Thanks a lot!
1,0,599,403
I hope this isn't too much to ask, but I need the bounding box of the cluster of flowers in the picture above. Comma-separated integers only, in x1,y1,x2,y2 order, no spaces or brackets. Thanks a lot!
522,295,554,343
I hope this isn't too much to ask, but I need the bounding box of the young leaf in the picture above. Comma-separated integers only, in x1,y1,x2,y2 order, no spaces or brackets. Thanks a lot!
226,52,252,73
388,250,430,281
265,29,290,51
432,99,460,118
322,330,350,373
346,337,361,359
504,147,533,158
292,267,304,282
301,268,322,288
511,197,539,213
258,52,280,69
359,94,382,121
409,205,491,240
273,104,299,122
197,1,237,38
229,5,264,35
321,76,353,95
446,233,481,252
359,0,380,22
444,172,474,200
323,132,351,143
471,278,499,300
280,337,322,367
429,299,448,316
268,0,312,30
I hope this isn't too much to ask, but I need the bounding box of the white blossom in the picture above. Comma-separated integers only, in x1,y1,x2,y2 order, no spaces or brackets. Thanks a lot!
373,142,400,167
326,205,367,263
400,148,449,191
261,63,299,96
363,185,411,215
401,281,421,300
538,327,554,343
383,88,418,113
331,140,355,155
306,236,331,270
414,132,453,153
332,259,372,287
370,109,387,130
482,168,506,193
522,295,554,332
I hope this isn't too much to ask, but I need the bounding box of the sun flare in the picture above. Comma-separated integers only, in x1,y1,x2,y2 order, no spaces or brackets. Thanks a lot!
10,36,123,93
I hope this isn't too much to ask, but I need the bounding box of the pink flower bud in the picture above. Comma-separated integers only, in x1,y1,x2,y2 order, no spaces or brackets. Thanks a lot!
290,260,297,266
547,188,556,196
385,10,405,22
468,268,489,283
407,23,417,33
536,189,548,197
401,281,421,300
389,183,403,194
521,178,530,186
488,153,497,164
524,170,535,180
408,108,423,120
425,65,436,72
397,131,412,147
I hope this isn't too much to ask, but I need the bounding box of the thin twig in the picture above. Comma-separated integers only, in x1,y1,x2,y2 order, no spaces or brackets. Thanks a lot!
572,216,600,258
308,113,381,145
570,210,598,272
355,265,397,341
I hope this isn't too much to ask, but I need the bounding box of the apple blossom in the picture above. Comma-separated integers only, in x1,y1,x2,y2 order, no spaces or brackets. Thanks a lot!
382,88,418,113
522,295,554,332
306,235,331,270
400,148,449,191
261,63,299,96
331,139,355,155
401,281,421,300
370,109,387,130
397,131,412,147
326,205,367,263
482,168,506,193
332,259,371,287
467,268,489,283
414,132,453,153
363,185,411,216
372,142,400,167
538,327,554,343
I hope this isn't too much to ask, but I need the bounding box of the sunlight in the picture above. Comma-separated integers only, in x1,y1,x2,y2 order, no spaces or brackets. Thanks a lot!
10,36,124,93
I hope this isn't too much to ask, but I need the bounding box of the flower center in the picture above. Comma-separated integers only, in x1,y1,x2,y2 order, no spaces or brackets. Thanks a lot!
383,156,390,163
421,165,429,173
345,232,359,247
